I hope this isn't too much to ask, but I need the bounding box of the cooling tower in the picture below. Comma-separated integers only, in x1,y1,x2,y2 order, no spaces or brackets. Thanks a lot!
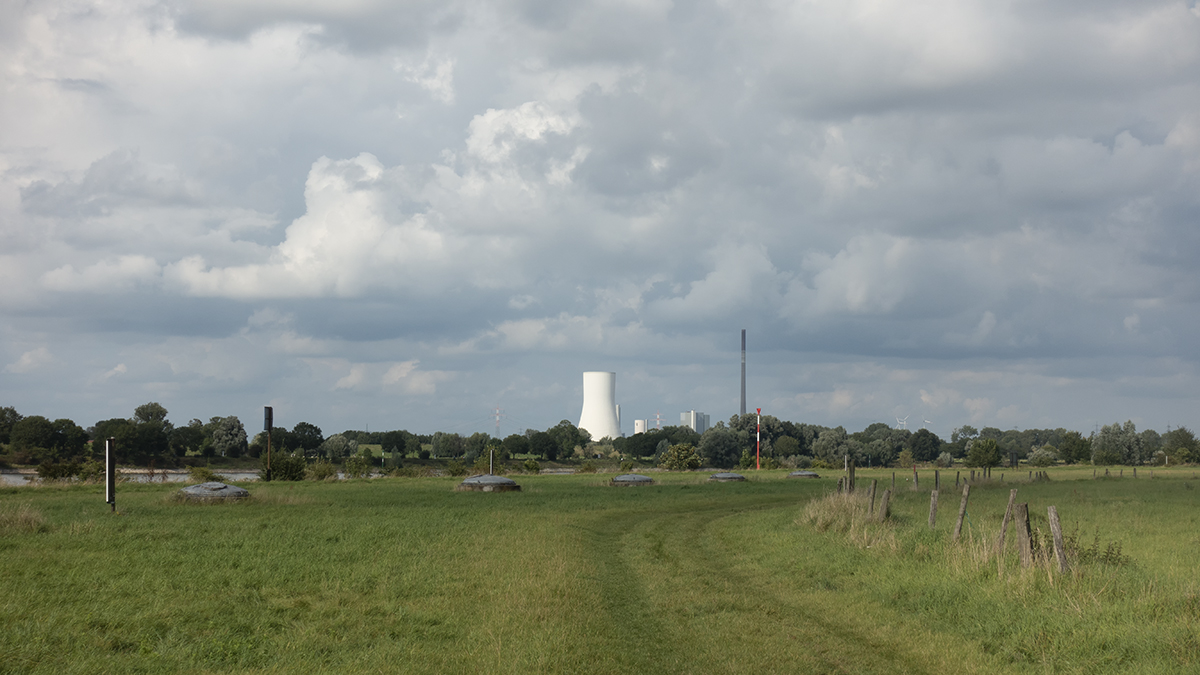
578,371,622,441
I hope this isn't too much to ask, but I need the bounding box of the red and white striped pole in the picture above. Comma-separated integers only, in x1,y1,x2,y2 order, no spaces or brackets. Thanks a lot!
756,408,761,470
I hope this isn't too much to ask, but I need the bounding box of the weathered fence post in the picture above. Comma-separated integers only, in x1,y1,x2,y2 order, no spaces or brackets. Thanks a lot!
1133,468,1137,478
892,471,896,491
935,470,940,491
868,479,878,515
956,471,960,487
970,469,975,482
1047,506,1068,573
878,489,892,522
929,490,939,529
849,460,856,492
952,484,971,542
913,467,919,491
836,477,844,493
996,488,1018,553
1015,503,1033,568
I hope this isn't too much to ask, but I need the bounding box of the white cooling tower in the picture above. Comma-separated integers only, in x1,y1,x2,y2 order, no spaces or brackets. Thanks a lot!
578,371,622,441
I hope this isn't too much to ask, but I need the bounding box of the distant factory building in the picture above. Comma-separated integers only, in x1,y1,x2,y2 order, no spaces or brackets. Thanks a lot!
634,419,648,435
681,410,709,434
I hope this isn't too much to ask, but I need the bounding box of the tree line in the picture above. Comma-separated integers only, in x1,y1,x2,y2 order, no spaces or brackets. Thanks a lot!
1,403,1196,471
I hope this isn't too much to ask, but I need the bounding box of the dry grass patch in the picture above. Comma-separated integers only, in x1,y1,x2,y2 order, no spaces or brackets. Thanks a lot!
0,502,49,534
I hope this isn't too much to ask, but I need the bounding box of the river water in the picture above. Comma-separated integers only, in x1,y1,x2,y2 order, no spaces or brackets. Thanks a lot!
0,471,262,486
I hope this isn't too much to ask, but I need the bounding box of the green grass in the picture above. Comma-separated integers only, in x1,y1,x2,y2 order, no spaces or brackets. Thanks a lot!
1,468,1197,673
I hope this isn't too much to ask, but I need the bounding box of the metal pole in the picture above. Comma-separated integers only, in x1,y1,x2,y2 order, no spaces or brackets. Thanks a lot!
490,447,494,475
756,407,761,470
105,437,116,512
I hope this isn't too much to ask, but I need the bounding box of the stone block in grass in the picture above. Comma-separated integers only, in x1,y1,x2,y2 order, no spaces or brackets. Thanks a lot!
456,474,521,492
709,472,746,482
611,474,654,486
177,481,250,502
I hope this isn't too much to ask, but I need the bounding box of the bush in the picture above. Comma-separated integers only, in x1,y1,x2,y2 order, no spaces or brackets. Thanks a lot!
473,455,491,474
188,466,219,483
810,458,833,470
936,452,954,468
896,449,915,468
77,459,104,482
36,461,80,481
658,444,702,471
620,460,634,472
579,460,598,473
344,455,372,479
523,458,541,473
264,453,307,481
445,460,468,476
1028,446,1059,467
418,449,431,460
306,459,337,481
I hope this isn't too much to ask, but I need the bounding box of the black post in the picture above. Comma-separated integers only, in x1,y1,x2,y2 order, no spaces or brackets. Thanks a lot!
105,437,116,512
264,406,273,481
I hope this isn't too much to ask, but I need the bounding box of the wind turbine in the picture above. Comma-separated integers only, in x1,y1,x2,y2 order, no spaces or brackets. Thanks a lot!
896,416,908,430
923,419,932,430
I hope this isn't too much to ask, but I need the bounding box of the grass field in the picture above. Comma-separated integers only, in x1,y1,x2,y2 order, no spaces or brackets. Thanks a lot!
2,468,1198,673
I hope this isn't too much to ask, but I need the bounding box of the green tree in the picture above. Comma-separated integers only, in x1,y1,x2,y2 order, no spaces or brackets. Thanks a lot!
10,415,56,452
133,402,169,425
291,422,324,454
907,429,942,463
1163,427,1198,464
698,427,741,469
0,406,22,445
529,431,557,461
211,416,248,458
1092,421,1141,465
966,438,1001,468
1057,431,1092,464
658,443,702,471
171,419,205,456
502,433,528,459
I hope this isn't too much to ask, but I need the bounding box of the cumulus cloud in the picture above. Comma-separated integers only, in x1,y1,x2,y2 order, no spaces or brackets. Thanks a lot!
1,0,1199,434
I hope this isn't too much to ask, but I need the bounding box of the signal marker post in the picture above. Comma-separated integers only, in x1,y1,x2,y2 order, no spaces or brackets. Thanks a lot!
756,408,761,470
264,406,273,481
105,437,116,512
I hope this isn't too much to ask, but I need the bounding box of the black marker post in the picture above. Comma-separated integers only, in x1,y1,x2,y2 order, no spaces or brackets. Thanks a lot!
105,437,116,512
264,406,273,481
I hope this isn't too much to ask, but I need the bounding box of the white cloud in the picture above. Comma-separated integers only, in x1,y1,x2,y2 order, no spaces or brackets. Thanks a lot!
5,347,54,373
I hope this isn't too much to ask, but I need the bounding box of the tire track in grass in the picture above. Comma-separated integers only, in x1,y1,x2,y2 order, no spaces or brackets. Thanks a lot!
582,487,999,674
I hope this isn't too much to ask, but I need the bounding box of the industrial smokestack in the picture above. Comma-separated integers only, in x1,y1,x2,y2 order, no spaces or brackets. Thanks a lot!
740,329,746,417
579,371,622,441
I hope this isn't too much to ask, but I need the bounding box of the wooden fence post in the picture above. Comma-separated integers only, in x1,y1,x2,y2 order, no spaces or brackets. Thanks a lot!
878,489,892,522
929,490,939,529
913,467,919,491
955,471,960,487
935,470,940,491
1015,503,1032,568
849,461,856,492
996,488,1018,553
1047,506,1068,573
892,471,896,491
952,484,971,542
868,479,878,515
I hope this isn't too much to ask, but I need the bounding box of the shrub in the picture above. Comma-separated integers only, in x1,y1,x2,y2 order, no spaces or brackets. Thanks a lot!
264,453,307,481
524,458,542,473
445,460,468,476
936,452,954,468
418,449,431,460
473,455,491,474
810,458,833,470
344,455,372,479
306,459,337,481
579,460,598,473
77,459,105,482
36,461,80,481
658,444,701,471
188,466,219,483
896,449,915,468
619,460,634,472
1028,446,1059,467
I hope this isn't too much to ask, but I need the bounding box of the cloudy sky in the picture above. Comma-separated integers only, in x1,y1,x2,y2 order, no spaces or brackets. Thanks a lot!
2,0,1199,439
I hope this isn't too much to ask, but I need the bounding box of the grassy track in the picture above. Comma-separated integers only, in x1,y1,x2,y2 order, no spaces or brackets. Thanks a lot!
1,469,1197,673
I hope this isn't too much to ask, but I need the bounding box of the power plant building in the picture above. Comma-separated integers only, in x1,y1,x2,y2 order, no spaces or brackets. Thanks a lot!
681,410,709,434
634,419,648,434
578,371,623,441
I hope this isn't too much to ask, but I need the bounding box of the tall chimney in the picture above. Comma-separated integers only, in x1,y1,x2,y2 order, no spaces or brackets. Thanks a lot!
740,329,746,417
